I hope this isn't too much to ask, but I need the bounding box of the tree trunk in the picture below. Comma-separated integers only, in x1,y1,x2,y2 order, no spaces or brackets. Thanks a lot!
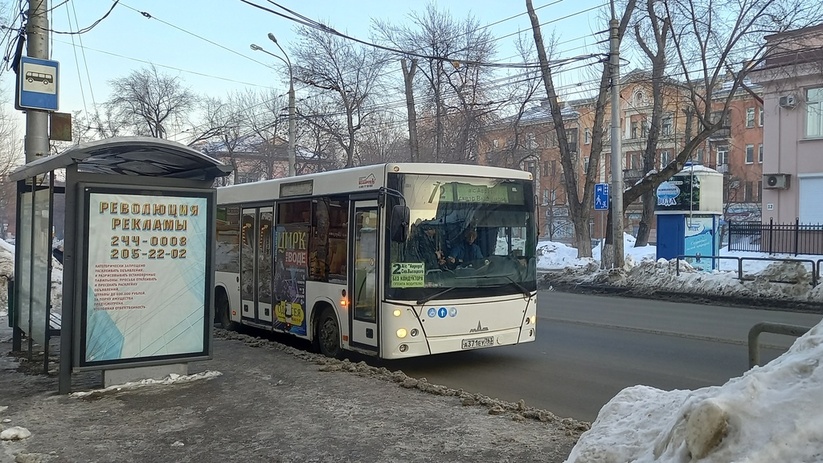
401,58,420,163
635,189,655,246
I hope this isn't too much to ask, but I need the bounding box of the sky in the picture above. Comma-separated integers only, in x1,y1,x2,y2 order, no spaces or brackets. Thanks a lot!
1,235,822,460
1,0,613,143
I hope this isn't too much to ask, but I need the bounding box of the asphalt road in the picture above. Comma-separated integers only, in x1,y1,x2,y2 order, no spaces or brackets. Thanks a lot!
378,291,823,422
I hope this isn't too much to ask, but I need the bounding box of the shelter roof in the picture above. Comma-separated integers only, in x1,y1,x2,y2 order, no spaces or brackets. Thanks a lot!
10,137,232,182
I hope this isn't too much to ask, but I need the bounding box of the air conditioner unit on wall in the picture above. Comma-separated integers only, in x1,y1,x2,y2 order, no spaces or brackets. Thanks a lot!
763,173,790,189
778,95,797,109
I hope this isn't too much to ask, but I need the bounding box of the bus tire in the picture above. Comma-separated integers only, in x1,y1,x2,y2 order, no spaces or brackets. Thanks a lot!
215,289,237,330
316,308,342,358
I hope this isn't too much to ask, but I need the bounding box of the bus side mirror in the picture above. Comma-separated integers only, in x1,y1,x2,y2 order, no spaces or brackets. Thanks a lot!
390,205,410,242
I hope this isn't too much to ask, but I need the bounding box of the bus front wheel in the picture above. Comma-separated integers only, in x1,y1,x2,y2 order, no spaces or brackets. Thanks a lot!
316,308,342,358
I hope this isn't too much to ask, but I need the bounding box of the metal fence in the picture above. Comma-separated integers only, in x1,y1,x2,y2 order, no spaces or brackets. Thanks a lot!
728,219,823,255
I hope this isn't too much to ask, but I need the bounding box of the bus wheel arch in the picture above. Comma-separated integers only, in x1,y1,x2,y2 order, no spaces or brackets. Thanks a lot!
214,286,237,330
313,303,342,358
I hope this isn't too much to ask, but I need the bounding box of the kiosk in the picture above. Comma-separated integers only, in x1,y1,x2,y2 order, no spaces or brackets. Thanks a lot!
10,137,232,393
655,164,723,271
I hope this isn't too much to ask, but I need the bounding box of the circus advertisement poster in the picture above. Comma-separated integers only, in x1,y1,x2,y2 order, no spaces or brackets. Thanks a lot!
273,224,308,335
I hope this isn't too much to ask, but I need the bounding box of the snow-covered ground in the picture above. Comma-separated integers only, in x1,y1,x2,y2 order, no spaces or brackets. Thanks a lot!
536,235,823,462
537,234,823,304
2,237,822,462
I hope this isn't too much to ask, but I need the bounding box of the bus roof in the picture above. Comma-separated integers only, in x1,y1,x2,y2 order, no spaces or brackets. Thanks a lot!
217,163,532,204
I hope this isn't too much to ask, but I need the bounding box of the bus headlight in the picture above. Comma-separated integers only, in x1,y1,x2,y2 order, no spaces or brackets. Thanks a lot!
396,328,408,339
393,309,402,317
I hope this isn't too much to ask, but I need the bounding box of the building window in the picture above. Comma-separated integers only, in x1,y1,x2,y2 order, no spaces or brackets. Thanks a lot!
758,144,763,163
717,147,729,166
542,189,550,205
662,114,673,135
660,150,671,169
799,177,823,222
527,132,537,149
744,182,754,202
630,153,642,169
641,120,649,139
746,108,755,128
745,144,755,164
758,107,763,127
566,128,578,153
525,160,536,177
543,161,549,176
696,148,705,164
711,110,731,128
584,128,591,145
631,121,638,139
583,157,590,172
807,87,823,138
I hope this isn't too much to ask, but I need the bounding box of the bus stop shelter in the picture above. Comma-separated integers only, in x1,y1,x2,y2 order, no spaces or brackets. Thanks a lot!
9,137,232,393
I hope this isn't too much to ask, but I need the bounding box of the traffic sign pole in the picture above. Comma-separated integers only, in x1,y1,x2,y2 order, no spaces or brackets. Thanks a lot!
24,0,50,163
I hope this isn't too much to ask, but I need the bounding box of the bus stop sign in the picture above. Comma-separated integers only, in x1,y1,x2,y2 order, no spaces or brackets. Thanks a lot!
16,56,59,111
594,183,609,211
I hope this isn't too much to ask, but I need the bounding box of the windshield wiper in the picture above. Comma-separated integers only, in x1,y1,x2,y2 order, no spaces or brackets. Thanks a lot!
505,276,533,298
417,286,455,305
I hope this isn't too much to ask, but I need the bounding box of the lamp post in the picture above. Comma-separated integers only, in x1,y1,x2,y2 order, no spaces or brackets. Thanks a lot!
250,37,296,177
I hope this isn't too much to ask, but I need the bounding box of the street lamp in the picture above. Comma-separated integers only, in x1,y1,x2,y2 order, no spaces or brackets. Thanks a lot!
250,37,296,177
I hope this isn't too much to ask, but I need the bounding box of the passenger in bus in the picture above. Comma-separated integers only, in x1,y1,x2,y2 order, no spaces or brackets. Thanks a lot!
447,229,483,267
412,222,447,270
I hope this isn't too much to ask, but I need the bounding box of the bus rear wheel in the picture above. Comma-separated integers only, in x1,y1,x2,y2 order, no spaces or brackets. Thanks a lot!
316,308,342,358
215,290,237,330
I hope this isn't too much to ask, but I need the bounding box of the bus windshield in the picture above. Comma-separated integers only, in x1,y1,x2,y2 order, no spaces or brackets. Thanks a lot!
386,173,536,302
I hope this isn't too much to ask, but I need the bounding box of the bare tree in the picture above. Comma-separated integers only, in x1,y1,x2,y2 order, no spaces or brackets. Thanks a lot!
291,26,387,168
106,65,197,139
356,112,410,165
631,0,671,246
527,0,637,257
621,0,823,232
375,2,498,163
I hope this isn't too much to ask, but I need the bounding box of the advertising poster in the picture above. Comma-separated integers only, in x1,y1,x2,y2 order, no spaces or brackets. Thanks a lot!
684,216,715,271
656,174,701,211
83,191,209,365
273,224,308,335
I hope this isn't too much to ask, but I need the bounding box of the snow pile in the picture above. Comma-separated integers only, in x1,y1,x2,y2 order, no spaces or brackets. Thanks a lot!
69,370,223,398
539,236,823,304
565,320,823,462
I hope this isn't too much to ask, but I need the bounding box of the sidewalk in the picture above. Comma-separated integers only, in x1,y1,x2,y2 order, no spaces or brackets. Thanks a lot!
0,324,585,463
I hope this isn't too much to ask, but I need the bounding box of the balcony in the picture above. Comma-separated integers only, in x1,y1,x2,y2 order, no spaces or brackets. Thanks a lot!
623,168,645,185
708,127,731,139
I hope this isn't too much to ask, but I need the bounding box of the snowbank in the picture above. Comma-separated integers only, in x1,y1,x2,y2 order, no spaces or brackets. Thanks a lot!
566,319,823,462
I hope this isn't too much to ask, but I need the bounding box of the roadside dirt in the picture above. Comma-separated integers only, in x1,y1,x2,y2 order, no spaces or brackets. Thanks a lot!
1,321,585,463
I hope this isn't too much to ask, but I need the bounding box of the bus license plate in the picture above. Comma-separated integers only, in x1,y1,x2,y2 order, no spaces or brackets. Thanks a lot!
462,336,494,350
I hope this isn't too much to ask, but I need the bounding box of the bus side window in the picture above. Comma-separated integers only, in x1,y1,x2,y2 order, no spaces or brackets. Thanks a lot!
216,206,241,273
327,200,348,281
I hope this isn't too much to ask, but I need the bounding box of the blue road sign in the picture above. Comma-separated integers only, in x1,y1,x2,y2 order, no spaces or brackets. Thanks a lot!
17,56,59,111
594,183,609,211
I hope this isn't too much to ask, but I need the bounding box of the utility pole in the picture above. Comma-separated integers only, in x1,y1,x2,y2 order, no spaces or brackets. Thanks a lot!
609,12,625,268
268,33,295,177
25,0,50,163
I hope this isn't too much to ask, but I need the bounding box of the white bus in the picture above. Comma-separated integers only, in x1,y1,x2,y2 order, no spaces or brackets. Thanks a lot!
214,163,537,359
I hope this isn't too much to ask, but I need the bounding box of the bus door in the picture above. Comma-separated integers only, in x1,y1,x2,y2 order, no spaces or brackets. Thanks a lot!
240,208,257,321
349,200,379,351
239,207,274,324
